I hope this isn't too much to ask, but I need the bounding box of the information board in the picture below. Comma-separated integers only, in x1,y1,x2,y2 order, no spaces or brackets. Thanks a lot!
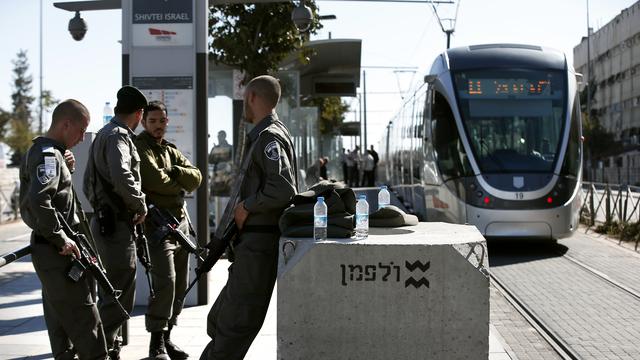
133,76,195,163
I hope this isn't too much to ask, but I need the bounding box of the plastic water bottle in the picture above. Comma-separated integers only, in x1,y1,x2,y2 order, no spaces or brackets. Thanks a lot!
378,185,390,209
103,102,113,126
355,195,369,240
314,196,328,241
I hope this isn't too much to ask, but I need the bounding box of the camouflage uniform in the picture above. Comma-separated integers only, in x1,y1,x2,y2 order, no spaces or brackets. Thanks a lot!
84,116,146,349
134,130,201,333
204,114,297,360
20,136,108,360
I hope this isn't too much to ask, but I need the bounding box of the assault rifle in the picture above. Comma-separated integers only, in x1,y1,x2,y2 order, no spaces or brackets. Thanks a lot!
135,224,155,299
183,222,238,300
55,212,130,324
147,204,205,262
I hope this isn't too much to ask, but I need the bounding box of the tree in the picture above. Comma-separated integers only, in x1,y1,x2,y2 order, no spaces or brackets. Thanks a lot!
5,50,36,165
582,112,621,165
208,3,322,82
302,96,350,135
0,109,10,141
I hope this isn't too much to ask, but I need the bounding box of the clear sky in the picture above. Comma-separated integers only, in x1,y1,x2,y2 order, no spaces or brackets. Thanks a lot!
0,0,636,151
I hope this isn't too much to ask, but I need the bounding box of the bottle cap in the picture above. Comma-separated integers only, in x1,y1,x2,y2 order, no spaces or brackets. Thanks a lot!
317,196,324,201
358,194,366,200
380,185,387,190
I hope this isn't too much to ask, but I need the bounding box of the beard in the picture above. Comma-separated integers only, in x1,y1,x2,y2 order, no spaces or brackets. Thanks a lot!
150,129,165,140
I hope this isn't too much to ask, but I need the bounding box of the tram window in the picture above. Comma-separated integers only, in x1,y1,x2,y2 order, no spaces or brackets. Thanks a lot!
454,69,565,174
413,92,427,181
432,91,471,180
560,95,582,177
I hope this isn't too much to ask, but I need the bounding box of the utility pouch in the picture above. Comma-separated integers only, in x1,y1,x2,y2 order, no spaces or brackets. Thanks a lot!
67,258,86,282
97,205,115,236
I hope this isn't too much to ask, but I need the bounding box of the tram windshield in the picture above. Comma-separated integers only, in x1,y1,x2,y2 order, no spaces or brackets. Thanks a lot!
454,69,565,174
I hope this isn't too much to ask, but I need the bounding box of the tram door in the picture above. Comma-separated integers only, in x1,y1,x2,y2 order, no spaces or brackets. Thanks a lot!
431,90,469,223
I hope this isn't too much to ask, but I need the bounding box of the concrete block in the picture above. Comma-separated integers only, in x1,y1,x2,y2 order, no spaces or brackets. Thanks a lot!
277,222,489,360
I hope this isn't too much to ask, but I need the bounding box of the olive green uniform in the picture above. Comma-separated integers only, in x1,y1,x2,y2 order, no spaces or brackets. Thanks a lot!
204,114,297,360
134,130,202,332
20,137,108,360
83,117,147,348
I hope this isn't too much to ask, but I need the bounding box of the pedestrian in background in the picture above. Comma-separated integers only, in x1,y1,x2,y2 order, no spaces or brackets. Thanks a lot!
20,99,109,359
340,148,348,184
362,150,375,187
369,145,379,184
320,156,329,180
84,85,148,359
202,75,297,360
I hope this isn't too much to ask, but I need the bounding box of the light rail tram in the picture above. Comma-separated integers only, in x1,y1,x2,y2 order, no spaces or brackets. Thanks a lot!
378,44,583,239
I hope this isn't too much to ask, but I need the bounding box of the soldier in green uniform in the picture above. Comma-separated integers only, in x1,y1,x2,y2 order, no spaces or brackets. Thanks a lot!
201,75,298,360
20,99,108,359
135,100,202,359
84,86,148,359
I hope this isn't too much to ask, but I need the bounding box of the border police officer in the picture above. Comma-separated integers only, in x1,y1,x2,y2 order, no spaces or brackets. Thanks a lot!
20,99,108,359
201,75,297,359
135,100,202,359
84,85,148,359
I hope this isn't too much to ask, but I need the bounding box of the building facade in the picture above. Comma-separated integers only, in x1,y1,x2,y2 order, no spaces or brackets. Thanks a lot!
574,1,640,184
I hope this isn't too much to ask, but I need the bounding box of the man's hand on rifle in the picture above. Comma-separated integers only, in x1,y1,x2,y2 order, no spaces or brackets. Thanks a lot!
234,201,249,230
133,212,146,225
59,238,81,258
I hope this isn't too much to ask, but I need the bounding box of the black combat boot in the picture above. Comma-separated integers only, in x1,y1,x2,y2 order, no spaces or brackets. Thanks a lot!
149,331,170,360
164,325,189,359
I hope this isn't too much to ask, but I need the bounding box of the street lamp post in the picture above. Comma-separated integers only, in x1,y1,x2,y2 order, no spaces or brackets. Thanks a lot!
39,0,43,134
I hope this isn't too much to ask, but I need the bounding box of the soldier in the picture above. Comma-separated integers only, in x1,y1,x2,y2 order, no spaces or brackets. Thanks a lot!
20,99,108,359
135,100,202,359
84,85,148,359
201,75,298,359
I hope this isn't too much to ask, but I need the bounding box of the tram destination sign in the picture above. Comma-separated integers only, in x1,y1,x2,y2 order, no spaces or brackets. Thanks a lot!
460,78,558,100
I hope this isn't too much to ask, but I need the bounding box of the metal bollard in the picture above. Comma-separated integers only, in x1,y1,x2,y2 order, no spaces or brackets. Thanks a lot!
605,185,611,224
590,184,596,226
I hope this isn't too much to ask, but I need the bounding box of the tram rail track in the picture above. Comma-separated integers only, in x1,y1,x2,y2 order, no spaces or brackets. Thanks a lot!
490,272,580,360
491,245,640,360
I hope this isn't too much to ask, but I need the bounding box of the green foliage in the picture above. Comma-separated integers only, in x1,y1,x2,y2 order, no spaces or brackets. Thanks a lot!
582,112,622,165
208,3,322,82
10,50,34,125
594,220,622,236
302,96,350,135
0,108,10,141
620,221,640,242
6,50,35,166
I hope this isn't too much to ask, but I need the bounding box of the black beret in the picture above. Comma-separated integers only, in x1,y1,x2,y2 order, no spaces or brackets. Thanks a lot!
114,85,148,114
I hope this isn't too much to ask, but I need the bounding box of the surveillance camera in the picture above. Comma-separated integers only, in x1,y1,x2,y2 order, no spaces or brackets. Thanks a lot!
291,2,313,32
68,11,87,41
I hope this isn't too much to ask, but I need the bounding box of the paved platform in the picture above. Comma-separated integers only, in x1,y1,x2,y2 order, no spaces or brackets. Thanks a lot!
0,222,511,359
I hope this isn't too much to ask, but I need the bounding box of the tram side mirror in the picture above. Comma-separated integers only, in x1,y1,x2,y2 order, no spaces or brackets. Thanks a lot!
424,74,437,84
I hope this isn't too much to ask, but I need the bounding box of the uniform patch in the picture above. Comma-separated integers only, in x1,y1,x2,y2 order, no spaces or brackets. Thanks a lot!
37,163,55,184
264,141,280,161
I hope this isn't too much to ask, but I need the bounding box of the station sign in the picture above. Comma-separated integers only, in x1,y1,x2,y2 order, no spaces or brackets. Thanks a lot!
132,0,193,46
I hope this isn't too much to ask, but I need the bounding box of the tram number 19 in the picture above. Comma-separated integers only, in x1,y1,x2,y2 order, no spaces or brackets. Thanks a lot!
515,192,524,200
